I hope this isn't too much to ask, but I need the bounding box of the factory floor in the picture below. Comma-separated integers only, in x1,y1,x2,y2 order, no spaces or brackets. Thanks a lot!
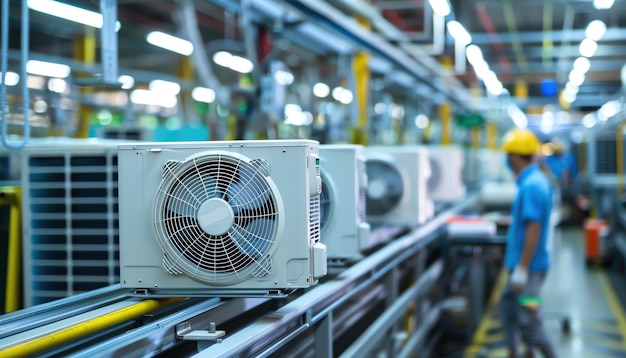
464,228,626,358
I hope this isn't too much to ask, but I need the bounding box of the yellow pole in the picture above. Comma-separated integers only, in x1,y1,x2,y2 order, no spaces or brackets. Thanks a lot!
74,30,97,138
440,103,452,145
440,57,453,145
471,127,481,149
351,17,371,145
1,187,21,313
486,122,497,149
0,298,182,357
178,56,194,128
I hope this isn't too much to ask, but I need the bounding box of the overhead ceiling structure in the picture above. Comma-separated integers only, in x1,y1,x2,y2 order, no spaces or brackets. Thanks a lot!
6,0,626,137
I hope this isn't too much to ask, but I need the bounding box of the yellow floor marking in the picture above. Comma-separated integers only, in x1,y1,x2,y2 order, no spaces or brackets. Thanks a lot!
580,331,626,352
584,320,622,335
464,270,508,358
598,271,626,349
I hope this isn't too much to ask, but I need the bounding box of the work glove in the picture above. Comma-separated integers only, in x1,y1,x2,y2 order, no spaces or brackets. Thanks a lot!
510,266,528,292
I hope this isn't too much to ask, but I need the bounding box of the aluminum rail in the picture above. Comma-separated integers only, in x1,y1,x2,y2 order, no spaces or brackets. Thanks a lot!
339,259,444,357
193,194,478,357
0,294,182,357
67,298,267,358
0,285,130,339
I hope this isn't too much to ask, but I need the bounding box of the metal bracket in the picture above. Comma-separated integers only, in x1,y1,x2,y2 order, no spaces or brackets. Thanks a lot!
177,321,225,342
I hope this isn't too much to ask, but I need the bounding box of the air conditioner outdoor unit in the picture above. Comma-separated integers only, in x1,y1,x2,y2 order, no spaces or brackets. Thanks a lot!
364,146,433,226
20,137,124,306
428,145,466,202
118,140,327,297
318,144,371,264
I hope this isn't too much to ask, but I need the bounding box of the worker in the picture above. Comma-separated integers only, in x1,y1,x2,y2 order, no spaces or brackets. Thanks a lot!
545,139,579,225
545,139,577,190
501,129,558,358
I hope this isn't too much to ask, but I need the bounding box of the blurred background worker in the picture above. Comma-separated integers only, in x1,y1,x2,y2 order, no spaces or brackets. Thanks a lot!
545,139,578,192
501,129,558,358
545,139,580,226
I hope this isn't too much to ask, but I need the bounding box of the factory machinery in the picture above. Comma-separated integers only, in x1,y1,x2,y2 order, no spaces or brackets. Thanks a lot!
0,139,505,357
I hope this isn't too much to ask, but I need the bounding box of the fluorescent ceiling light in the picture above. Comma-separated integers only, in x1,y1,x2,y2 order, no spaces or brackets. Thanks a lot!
585,20,607,41
274,70,294,86
465,45,483,65
428,0,451,17
507,105,528,128
212,51,254,74
118,75,134,90
313,83,330,98
149,79,181,95
541,111,554,133
579,38,598,57
472,61,490,79
28,0,120,30
573,57,591,74
569,71,585,87
593,0,615,10
582,114,596,128
415,114,429,129
146,31,193,56
130,89,177,109
331,87,353,104
47,78,67,93
191,87,216,103
447,21,472,45
564,83,579,95
599,100,621,119
0,72,19,86
26,60,71,78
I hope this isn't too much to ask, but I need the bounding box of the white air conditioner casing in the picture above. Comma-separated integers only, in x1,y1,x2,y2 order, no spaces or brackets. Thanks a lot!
466,149,514,184
364,146,433,226
118,140,327,296
428,145,466,202
318,144,371,264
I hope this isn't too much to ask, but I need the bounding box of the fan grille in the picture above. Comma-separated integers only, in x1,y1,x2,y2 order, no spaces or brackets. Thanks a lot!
366,159,404,216
319,172,332,231
154,153,278,284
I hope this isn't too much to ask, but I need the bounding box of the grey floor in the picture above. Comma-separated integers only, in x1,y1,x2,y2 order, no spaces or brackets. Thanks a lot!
466,228,626,358
540,228,626,358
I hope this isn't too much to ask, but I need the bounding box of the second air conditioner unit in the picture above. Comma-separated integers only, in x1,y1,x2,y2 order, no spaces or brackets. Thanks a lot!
118,140,327,297
428,145,466,202
364,146,433,226
319,144,371,264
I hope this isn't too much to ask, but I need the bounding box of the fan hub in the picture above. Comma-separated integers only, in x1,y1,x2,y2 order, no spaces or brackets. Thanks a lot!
368,179,387,199
197,198,235,236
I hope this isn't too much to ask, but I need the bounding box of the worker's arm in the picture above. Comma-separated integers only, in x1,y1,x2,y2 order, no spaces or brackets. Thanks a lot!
518,221,541,269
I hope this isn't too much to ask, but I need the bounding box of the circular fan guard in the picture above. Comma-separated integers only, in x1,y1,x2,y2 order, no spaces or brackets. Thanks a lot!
428,157,442,192
153,152,278,285
319,172,332,232
366,159,404,216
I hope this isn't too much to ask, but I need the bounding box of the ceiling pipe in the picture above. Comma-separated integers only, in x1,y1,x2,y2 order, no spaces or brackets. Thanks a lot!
474,2,513,80
503,0,529,70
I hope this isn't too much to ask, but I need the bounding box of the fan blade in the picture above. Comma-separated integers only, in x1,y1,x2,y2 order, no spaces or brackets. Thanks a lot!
225,173,270,212
230,218,274,259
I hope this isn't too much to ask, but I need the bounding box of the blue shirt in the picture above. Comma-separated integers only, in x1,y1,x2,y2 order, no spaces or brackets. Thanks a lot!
505,164,553,272
545,154,577,181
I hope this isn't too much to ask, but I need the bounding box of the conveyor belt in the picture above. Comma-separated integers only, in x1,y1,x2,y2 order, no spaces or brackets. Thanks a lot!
0,194,478,358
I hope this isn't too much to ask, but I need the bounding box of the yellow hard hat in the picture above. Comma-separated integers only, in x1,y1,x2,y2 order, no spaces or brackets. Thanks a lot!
502,128,540,156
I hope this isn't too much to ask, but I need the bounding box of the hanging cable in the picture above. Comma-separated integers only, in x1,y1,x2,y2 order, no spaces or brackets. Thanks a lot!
0,0,30,149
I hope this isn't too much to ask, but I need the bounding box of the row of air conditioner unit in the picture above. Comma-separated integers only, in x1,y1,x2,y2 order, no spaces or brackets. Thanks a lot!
118,141,466,296
5,138,466,301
